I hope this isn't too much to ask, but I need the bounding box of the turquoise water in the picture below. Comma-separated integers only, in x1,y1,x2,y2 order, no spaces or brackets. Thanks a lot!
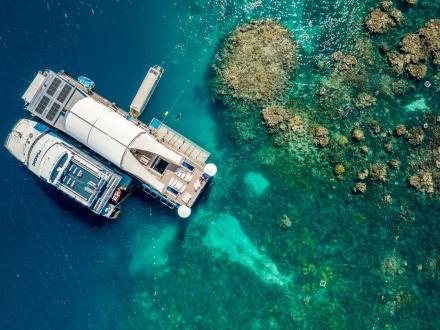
1,0,440,329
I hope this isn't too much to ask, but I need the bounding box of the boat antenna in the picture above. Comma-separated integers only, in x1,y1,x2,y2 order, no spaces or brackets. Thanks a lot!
161,90,184,124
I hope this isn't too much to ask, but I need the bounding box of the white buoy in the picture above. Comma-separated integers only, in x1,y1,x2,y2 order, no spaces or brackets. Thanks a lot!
204,163,217,176
177,205,191,218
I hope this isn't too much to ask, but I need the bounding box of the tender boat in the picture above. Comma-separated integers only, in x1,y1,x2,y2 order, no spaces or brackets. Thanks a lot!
78,76,95,89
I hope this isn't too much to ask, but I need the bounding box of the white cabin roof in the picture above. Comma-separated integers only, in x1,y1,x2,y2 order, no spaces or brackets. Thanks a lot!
65,97,183,193
66,98,143,166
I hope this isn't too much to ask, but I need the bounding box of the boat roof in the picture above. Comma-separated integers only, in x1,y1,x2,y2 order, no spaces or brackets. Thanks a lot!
130,66,163,111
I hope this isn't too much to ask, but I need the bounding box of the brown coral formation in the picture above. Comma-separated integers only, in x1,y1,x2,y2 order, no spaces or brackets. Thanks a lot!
389,8,403,23
261,105,309,144
262,105,287,128
408,127,424,145
370,164,388,182
388,20,440,78
358,169,369,180
343,55,358,66
355,93,376,108
331,51,343,61
382,195,393,204
334,165,345,176
384,142,394,153
352,129,365,142
381,1,393,11
402,0,416,5
399,34,427,63
388,51,409,75
313,126,330,148
371,121,381,134
280,215,292,230
395,124,407,136
353,182,367,194
408,172,434,193
365,9,396,34
389,158,400,169
419,20,440,53
213,19,297,107
407,63,427,80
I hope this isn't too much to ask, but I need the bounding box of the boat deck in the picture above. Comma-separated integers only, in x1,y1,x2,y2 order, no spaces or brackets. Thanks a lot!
55,151,122,214
158,164,206,208
55,71,211,210
59,71,126,115
148,118,210,166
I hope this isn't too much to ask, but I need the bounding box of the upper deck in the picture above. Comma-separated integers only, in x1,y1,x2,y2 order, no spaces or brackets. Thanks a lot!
5,119,132,218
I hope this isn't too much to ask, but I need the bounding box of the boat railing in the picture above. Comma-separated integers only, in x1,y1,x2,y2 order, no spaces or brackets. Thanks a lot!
147,118,210,167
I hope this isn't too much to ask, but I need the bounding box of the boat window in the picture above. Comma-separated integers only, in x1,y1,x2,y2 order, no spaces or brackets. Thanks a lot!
151,157,169,175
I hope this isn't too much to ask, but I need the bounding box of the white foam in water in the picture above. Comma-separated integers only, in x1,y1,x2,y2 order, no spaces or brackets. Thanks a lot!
204,213,292,286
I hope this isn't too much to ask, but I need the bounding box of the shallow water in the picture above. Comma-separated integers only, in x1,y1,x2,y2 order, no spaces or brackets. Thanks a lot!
1,0,439,329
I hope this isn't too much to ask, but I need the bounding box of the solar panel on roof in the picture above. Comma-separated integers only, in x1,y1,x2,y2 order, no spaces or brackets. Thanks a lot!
46,77,61,96
35,96,50,114
56,84,72,103
45,102,61,121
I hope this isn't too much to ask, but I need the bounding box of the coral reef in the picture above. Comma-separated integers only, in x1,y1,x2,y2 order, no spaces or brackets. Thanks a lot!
382,194,393,204
352,129,365,142
213,19,297,108
380,254,403,276
391,79,414,95
381,1,393,11
279,215,292,230
261,104,310,147
388,8,403,23
389,158,400,168
353,182,367,193
408,172,434,193
399,34,427,63
401,0,416,5
355,93,377,108
358,169,369,180
419,20,440,55
262,105,287,128
407,63,427,80
388,51,409,75
343,55,358,66
339,136,349,145
334,165,345,176
370,164,388,182
313,126,330,148
384,142,393,153
387,19,440,78
365,9,396,34
408,127,424,145
395,124,407,137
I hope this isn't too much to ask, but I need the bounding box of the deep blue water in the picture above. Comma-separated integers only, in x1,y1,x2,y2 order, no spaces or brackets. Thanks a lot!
1,0,440,329
0,1,203,328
